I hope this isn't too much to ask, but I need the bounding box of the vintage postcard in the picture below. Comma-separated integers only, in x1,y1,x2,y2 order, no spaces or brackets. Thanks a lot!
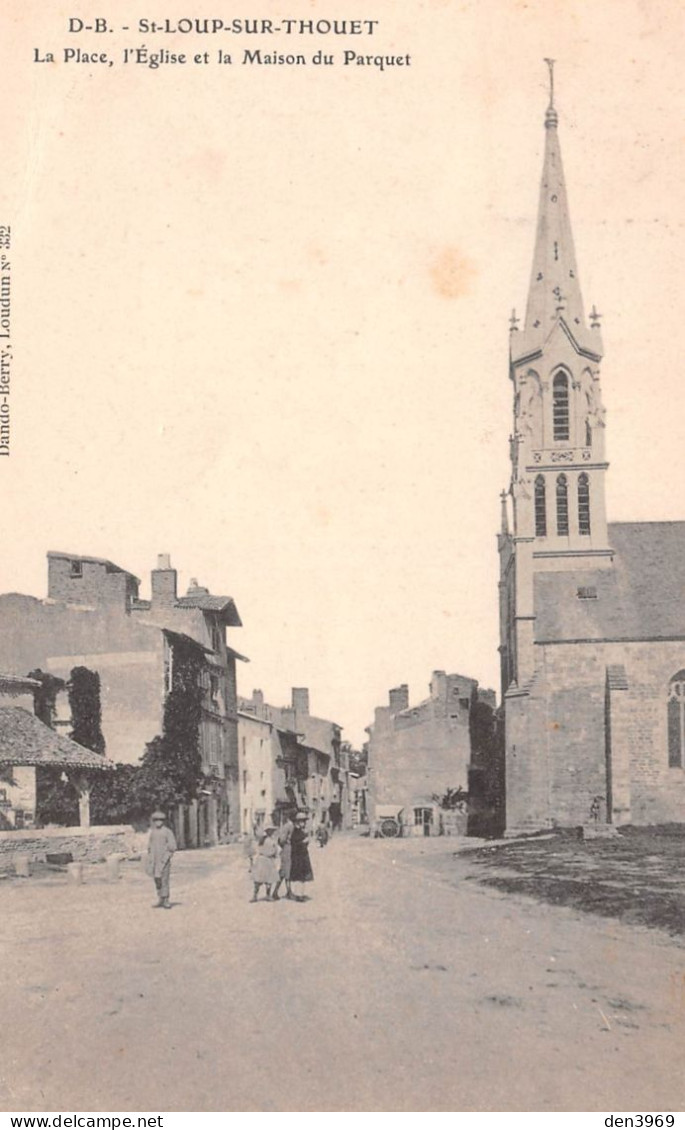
2,0,685,1116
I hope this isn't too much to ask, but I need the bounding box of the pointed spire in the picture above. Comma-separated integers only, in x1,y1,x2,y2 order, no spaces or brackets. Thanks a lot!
513,62,601,362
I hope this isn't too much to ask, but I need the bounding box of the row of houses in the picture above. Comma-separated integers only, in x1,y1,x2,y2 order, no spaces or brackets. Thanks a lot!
238,688,355,834
0,551,356,841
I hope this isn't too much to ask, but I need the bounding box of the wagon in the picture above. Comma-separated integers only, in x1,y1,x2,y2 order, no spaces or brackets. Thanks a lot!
374,804,404,838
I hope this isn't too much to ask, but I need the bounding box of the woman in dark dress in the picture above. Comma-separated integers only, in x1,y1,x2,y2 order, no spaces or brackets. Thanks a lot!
289,811,314,900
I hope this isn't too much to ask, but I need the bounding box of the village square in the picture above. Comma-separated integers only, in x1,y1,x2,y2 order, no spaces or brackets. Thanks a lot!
3,67,685,1114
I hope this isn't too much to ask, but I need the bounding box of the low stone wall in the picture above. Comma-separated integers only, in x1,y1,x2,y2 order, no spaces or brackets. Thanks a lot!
0,824,147,871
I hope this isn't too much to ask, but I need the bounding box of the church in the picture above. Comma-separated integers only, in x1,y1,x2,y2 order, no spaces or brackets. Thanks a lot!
498,69,685,833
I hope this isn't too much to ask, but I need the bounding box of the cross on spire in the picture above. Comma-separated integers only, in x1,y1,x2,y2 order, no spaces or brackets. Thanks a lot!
589,304,602,328
544,58,555,108
509,308,520,332
515,60,593,352
544,58,558,128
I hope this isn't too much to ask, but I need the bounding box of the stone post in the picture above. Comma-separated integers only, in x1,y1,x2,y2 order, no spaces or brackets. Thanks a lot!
207,795,218,846
188,798,199,847
174,803,186,850
13,854,30,878
68,772,92,829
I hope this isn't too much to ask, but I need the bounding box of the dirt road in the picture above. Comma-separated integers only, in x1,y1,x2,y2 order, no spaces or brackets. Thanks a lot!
3,835,684,1112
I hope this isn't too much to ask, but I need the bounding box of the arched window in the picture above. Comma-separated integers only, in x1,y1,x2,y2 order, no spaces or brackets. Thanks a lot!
668,670,685,768
578,473,591,536
556,474,569,535
552,372,570,441
534,475,547,536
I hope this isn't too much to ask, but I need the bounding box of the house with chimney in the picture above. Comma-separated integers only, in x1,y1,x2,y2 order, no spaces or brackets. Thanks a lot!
236,699,306,834
366,671,496,837
238,688,348,830
0,552,246,842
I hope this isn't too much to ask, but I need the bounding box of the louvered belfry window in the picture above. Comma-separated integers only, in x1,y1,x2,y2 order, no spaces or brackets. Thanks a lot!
556,474,569,535
553,372,570,441
578,473,591,535
534,475,547,536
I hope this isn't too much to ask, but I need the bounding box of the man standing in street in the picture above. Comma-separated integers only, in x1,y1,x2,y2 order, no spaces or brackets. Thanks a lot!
146,810,177,909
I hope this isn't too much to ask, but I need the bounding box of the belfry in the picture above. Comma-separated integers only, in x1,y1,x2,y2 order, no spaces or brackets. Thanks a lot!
498,66,685,832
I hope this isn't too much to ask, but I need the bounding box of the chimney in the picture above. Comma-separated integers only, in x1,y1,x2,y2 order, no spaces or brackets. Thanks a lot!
252,689,264,706
430,670,448,700
292,687,310,714
186,577,209,596
388,684,409,713
151,553,177,607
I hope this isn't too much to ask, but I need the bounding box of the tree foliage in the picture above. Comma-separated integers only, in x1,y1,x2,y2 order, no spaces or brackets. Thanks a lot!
33,666,105,827
34,646,206,826
31,667,103,827
134,642,204,816
68,666,106,754
27,669,65,728
35,766,79,826
432,786,469,811
90,763,146,826
469,686,498,758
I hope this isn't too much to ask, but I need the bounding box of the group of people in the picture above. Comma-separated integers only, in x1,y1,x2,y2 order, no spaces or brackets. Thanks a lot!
248,811,314,903
144,808,320,909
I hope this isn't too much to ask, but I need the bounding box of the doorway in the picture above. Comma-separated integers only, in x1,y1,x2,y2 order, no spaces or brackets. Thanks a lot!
414,807,433,837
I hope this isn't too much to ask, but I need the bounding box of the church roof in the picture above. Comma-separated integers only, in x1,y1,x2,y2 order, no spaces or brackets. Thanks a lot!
534,521,685,643
511,66,602,364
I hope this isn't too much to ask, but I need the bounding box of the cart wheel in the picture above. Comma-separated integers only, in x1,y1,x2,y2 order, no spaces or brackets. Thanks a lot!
379,817,400,838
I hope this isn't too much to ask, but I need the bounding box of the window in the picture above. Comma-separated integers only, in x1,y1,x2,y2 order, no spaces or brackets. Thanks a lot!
556,474,569,535
552,372,570,441
586,419,592,447
668,670,685,768
578,473,591,535
577,586,597,600
534,474,547,536
70,560,83,578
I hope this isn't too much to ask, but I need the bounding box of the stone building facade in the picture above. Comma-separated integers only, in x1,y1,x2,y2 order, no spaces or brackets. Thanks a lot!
0,552,246,839
237,708,306,834
238,688,348,829
499,80,685,832
367,671,496,836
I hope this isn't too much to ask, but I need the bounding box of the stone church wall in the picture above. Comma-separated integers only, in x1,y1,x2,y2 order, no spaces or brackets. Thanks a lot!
510,640,685,830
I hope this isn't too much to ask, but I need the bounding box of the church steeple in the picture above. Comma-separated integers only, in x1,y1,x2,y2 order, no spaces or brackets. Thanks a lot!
499,65,613,695
514,60,601,364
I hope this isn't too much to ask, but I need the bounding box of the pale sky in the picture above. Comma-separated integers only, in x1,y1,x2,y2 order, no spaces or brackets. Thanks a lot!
4,0,685,746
